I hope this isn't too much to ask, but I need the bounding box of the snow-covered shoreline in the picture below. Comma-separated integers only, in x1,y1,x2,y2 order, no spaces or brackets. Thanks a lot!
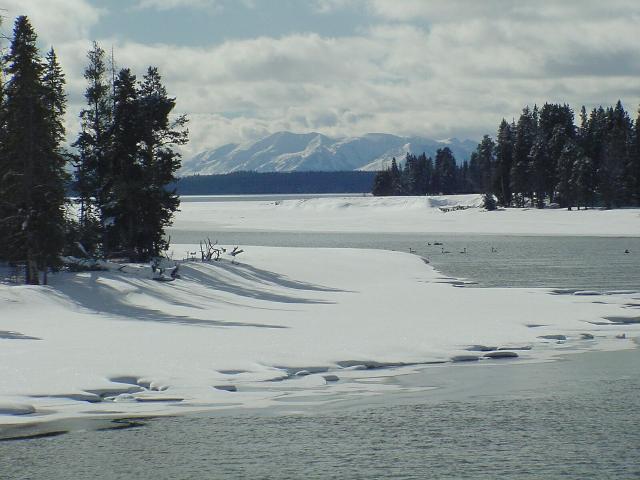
171,194,640,236
1,244,638,432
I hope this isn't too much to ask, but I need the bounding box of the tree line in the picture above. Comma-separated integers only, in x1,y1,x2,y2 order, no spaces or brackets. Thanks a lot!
178,171,377,195
0,16,187,284
373,101,640,210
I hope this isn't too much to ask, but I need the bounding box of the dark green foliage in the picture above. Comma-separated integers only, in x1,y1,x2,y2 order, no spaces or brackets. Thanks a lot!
572,154,596,209
73,41,113,254
482,193,497,211
371,169,394,196
472,136,495,194
510,106,536,206
435,147,457,194
555,139,579,209
529,133,549,208
102,67,183,261
134,67,187,259
494,120,513,206
104,68,141,256
0,17,68,284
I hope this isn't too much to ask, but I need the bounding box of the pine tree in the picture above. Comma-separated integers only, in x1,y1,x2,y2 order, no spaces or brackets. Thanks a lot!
389,157,403,195
39,47,69,282
476,135,495,194
600,101,631,208
494,119,513,205
572,154,596,209
135,66,187,259
372,169,393,196
0,16,68,284
510,107,537,206
434,148,457,194
555,139,579,209
539,104,574,202
105,68,140,257
73,42,113,254
528,133,548,208
415,153,429,195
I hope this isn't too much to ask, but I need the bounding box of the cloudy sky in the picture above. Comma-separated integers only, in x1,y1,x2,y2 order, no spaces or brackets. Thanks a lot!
4,0,640,157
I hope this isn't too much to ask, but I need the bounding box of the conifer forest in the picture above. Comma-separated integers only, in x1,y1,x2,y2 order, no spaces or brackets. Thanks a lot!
0,16,188,284
372,102,640,211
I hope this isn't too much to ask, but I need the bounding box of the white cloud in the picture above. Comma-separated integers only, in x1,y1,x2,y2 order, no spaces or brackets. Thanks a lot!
312,0,360,13
3,0,104,44
3,0,639,159
366,0,640,22
133,0,222,12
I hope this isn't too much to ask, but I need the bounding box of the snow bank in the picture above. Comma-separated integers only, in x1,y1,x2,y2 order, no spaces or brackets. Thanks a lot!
1,246,638,429
171,194,640,236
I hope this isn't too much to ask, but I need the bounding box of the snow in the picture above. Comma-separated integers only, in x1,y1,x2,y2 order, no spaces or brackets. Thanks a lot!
172,194,640,236
1,243,638,428
179,132,475,174
1,194,639,430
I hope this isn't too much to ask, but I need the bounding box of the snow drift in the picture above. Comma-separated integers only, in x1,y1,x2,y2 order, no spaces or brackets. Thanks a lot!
1,245,638,429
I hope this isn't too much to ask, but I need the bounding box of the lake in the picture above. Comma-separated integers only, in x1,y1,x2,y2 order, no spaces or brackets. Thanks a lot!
1,206,639,479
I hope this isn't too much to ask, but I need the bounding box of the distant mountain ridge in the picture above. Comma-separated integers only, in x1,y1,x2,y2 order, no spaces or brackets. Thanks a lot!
180,132,477,175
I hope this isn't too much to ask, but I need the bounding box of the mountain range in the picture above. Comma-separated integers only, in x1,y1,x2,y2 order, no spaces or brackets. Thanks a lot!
180,132,477,176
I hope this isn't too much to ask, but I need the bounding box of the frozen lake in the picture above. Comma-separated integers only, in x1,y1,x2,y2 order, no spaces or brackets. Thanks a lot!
2,220,639,478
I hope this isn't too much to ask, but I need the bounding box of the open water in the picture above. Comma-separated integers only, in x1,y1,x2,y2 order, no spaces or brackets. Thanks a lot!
169,230,640,291
1,203,639,479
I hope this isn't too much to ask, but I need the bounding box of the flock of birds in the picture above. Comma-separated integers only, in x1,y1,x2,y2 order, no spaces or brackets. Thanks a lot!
410,243,492,255
409,244,631,255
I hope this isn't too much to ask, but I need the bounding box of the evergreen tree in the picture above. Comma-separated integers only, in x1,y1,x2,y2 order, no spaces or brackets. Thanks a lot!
402,152,417,194
105,68,140,256
389,157,403,195
135,66,187,259
434,147,457,194
0,16,68,284
510,107,537,206
475,135,495,194
599,101,631,208
372,169,393,196
494,119,513,205
415,153,429,194
73,42,113,254
572,154,597,209
528,133,549,208
555,139,579,209
467,151,480,192
539,104,574,202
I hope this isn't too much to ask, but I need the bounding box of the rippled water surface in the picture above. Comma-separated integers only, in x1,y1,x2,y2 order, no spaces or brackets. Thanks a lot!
3,349,639,479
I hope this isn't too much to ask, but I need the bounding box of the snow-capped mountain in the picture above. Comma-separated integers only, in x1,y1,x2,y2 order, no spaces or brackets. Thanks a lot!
180,132,477,175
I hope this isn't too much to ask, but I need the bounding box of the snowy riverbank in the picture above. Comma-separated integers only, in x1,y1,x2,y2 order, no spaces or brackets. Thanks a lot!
171,194,640,236
1,245,638,431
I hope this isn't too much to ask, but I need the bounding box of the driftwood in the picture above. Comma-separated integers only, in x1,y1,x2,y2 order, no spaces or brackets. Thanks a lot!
199,238,225,261
439,205,471,213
